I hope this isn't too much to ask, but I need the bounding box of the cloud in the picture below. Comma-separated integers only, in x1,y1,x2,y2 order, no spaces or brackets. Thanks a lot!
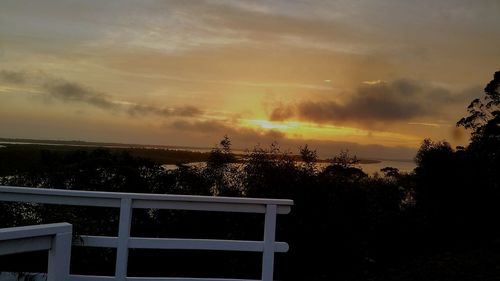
1,69,203,118
407,122,442,128
199,2,357,43
0,70,27,84
269,103,295,121
44,81,118,110
171,120,224,133
167,119,287,147
128,104,202,118
269,79,457,127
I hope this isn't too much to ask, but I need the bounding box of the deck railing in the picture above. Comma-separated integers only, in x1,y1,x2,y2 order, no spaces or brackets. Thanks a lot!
0,185,293,281
0,223,73,281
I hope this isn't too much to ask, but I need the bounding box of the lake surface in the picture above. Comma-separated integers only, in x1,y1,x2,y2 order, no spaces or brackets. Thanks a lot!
1,140,417,174
359,160,416,175
163,159,416,175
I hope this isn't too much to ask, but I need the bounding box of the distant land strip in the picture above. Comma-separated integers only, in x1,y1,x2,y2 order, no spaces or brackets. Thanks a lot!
0,137,380,165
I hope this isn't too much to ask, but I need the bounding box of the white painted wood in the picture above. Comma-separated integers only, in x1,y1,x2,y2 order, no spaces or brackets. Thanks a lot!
76,235,118,247
0,223,72,256
261,205,277,281
0,186,293,209
48,230,73,281
127,277,259,281
133,200,290,214
69,276,259,281
132,200,268,214
0,186,293,281
75,236,288,253
115,198,133,281
0,186,292,214
0,193,121,208
276,241,289,253
0,223,73,281
0,222,72,240
128,237,263,251
0,191,289,214
0,236,52,255
69,275,115,281
127,238,288,253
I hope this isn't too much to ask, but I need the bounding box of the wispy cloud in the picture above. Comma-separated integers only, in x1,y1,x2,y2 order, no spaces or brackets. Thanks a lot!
169,119,286,141
1,69,203,118
44,81,118,110
127,104,202,118
0,70,27,84
407,122,445,128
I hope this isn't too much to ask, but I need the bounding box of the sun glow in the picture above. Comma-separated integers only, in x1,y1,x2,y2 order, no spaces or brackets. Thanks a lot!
239,119,422,146
242,119,368,137
242,119,301,130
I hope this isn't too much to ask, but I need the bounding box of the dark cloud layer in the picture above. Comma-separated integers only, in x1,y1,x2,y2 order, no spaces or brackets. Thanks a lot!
171,120,224,133
270,79,457,126
45,81,118,110
1,69,203,118
0,70,27,84
128,104,202,118
169,119,287,148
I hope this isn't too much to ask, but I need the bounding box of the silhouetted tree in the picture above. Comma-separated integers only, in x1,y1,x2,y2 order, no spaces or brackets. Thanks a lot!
322,149,367,180
205,135,240,196
457,70,500,139
242,141,297,198
455,70,500,236
380,167,400,178
299,144,318,174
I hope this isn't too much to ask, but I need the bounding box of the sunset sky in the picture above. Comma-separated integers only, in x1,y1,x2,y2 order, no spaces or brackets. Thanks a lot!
1,0,499,159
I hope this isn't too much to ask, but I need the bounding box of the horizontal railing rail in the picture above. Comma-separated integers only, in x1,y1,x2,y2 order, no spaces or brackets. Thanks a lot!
0,186,293,281
0,223,73,281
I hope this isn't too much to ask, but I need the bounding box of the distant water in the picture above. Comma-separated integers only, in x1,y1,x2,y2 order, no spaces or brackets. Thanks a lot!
313,160,415,175
359,160,416,175
158,146,417,175
1,140,416,174
163,160,416,175
0,140,219,151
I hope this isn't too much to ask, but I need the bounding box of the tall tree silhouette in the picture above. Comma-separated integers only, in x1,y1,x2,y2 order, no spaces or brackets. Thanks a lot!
205,135,239,196
457,70,500,139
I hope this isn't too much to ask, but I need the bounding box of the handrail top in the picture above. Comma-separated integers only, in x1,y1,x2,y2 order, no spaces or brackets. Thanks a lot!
0,186,293,206
0,222,72,241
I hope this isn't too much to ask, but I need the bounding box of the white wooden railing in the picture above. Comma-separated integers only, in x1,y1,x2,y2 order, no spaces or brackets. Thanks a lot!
0,186,293,281
0,222,73,281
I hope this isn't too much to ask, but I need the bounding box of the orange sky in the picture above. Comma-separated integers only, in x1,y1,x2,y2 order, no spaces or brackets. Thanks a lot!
1,0,499,159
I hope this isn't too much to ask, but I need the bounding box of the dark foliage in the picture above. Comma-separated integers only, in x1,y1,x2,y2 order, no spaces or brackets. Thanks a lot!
0,141,411,280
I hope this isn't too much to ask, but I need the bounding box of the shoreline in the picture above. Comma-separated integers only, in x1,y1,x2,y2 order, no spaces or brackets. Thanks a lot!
0,140,384,165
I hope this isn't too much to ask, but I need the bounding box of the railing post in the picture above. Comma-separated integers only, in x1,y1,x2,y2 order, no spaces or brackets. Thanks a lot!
47,226,72,281
261,204,277,281
115,198,132,280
